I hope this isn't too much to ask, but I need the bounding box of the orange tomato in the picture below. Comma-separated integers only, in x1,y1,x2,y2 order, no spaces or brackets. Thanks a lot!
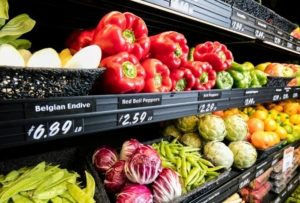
275,126,288,140
251,131,280,149
284,103,299,115
273,105,283,112
212,110,224,118
256,105,267,111
290,114,300,125
264,118,277,131
251,110,268,120
239,113,249,122
248,118,264,134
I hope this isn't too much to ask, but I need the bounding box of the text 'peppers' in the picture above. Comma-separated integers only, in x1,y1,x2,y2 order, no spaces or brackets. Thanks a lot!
185,61,216,90
93,11,150,60
141,58,172,93
100,52,145,93
193,41,233,72
170,68,195,91
150,31,189,70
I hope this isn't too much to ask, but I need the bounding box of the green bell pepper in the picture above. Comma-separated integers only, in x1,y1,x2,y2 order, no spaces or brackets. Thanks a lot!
253,69,267,86
230,61,254,72
250,70,261,88
216,71,234,89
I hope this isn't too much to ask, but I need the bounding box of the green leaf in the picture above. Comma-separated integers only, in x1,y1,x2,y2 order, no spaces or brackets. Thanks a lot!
0,13,36,38
0,0,9,19
7,39,31,49
0,18,5,28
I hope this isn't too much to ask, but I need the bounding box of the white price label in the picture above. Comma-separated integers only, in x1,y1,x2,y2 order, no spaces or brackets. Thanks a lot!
198,103,217,113
274,197,281,203
255,30,265,39
231,21,244,32
282,147,294,172
272,94,281,101
26,119,83,141
274,37,281,45
239,178,250,189
117,110,153,126
170,0,193,14
293,92,299,98
296,46,300,52
287,42,293,49
283,93,289,100
244,98,255,106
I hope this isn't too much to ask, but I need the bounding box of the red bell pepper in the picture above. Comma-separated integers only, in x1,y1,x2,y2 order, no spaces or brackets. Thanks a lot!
100,52,146,93
66,29,95,54
185,61,216,90
92,11,150,60
170,68,195,91
193,41,233,72
150,31,189,70
141,59,172,93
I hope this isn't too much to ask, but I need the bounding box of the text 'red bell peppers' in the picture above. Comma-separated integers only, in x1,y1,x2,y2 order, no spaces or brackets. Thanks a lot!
150,31,189,70
141,59,172,93
170,68,195,91
92,11,150,60
185,61,216,90
66,29,95,54
193,41,233,72
100,52,146,93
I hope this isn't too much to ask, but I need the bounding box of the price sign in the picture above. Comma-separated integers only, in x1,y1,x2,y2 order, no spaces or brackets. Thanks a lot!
170,0,193,14
272,94,281,101
288,183,294,191
296,46,300,52
287,42,293,49
282,147,294,172
274,37,281,45
117,110,153,126
292,92,299,98
255,30,265,40
239,178,250,189
198,102,217,113
231,21,244,32
244,98,255,106
26,119,84,141
282,93,289,100
255,161,269,177
274,197,281,203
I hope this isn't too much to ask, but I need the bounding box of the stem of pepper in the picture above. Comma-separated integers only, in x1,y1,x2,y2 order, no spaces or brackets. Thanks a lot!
122,61,137,79
154,74,162,88
175,79,187,91
122,29,135,44
200,72,208,84
174,44,182,57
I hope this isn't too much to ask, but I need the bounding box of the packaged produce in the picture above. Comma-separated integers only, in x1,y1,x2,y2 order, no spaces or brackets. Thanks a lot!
141,58,172,93
150,31,188,70
100,52,146,93
170,67,195,91
249,181,272,202
92,11,150,60
193,41,233,72
224,114,248,141
184,61,216,90
203,141,234,169
0,162,96,202
198,114,227,141
229,141,257,169
249,168,272,190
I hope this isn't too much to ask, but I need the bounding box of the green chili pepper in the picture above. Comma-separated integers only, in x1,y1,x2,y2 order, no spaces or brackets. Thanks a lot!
181,155,187,179
207,166,225,172
185,167,201,187
199,158,214,167
216,71,234,89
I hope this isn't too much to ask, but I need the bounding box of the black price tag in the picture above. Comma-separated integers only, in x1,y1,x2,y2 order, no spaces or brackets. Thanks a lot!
26,119,84,141
198,91,222,100
274,36,281,45
118,95,162,109
231,20,244,32
239,171,252,189
117,110,153,126
244,97,255,106
170,0,193,14
255,29,265,40
244,90,259,96
198,102,217,113
25,99,96,118
255,161,269,177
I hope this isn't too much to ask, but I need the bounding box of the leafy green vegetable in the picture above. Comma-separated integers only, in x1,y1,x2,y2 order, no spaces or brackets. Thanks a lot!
7,39,31,49
0,14,35,38
0,0,9,20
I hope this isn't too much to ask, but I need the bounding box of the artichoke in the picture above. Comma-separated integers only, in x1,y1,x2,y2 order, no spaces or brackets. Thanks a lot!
162,124,182,138
175,115,199,133
203,141,234,169
180,132,202,148
224,114,248,141
229,141,257,169
198,115,226,141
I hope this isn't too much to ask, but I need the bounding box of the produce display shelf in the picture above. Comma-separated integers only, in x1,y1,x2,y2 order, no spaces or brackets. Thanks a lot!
192,141,300,203
0,87,299,150
271,170,300,203
130,0,300,56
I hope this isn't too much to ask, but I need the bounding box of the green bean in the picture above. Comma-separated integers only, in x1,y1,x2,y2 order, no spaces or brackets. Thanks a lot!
176,157,182,171
181,155,187,179
185,167,201,187
206,171,219,176
160,142,166,157
199,158,214,167
186,161,191,173
198,161,208,170
194,171,206,186
186,155,200,168
207,166,225,172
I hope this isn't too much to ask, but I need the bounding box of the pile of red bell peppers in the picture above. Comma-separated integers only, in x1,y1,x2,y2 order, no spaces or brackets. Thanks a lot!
66,11,234,94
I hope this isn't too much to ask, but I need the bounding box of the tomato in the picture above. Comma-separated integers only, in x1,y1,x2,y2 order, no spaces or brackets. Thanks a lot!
212,110,224,118
284,103,299,115
251,110,268,120
290,114,300,125
247,118,264,134
264,118,277,131
251,131,280,149
264,63,294,77
275,126,288,140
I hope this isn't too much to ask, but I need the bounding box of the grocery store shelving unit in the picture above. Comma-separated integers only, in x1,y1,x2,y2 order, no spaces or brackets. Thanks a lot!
1,0,300,202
